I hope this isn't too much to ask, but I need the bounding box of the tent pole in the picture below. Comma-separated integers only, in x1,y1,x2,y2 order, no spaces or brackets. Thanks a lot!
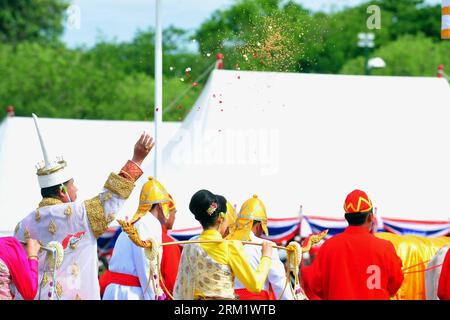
298,204,303,241
154,0,163,179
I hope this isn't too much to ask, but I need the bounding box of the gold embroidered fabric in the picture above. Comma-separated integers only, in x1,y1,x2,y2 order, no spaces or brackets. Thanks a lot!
14,223,19,236
119,160,143,182
41,273,49,287
48,219,57,236
24,228,31,240
101,192,113,203
56,281,63,298
104,173,135,199
0,259,9,275
106,213,116,224
64,205,73,217
35,210,41,222
174,243,235,300
84,196,107,238
70,263,80,278
38,198,63,208
0,258,12,300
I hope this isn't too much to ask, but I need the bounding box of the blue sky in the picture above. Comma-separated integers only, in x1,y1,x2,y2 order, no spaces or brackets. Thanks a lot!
62,0,442,48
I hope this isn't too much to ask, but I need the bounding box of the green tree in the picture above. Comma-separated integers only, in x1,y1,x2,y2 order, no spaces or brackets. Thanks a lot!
195,0,316,72
0,42,198,120
340,35,450,77
86,27,212,80
194,0,443,74
375,0,441,40
0,0,69,46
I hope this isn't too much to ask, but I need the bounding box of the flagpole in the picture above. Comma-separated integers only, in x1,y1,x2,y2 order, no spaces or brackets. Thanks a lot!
298,204,303,240
154,0,163,179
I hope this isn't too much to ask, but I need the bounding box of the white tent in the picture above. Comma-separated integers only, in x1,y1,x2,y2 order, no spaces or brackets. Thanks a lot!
156,69,450,231
1,70,449,235
0,117,180,235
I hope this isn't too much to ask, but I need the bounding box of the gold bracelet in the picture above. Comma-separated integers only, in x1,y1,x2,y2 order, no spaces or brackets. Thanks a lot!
28,255,39,260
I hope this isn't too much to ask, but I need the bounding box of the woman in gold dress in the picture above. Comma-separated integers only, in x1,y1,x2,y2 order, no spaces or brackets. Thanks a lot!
173,190,273,300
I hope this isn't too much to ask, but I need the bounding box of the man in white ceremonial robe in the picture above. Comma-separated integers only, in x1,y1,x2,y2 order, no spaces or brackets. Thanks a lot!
15,114,153,300
103,177,171,300
231,195,293,300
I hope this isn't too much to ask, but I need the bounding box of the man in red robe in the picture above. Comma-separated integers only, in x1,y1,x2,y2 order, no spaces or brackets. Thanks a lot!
301,246,322,300
309,189,404,300
160,195,181,299
438,248,450,300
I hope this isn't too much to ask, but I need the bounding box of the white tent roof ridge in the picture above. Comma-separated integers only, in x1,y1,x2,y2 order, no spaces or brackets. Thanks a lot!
213,68,449,81
158,69,450,229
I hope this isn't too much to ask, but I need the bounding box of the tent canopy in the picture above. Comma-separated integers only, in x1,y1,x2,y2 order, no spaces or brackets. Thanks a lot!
0,117,180,235
1,70,449,235
157,69,450,230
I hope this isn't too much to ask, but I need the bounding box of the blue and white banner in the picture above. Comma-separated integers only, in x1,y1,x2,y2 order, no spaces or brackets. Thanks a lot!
382,218,450,237
264,217,300,243
97,216,450,257
168,218,301,244
302,216,348,238
302,216,450,238
168,226,203,241
97,227,122,262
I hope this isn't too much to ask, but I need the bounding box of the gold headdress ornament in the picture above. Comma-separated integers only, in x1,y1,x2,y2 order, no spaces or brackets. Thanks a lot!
230,195,268,241
130,177,171,224
117,177,170,299
207,202,218,216
225,202,237,235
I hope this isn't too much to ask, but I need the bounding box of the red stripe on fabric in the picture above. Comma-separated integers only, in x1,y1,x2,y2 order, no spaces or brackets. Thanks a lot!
235,289,270,300
264,227,299,244
108,271,141,287
383,217,450,225
169,226,203,233
403,264,443,275
305,215,345,222
268,217,300,222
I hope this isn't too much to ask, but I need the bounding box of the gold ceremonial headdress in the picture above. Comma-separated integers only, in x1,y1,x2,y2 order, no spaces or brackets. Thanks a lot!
32,114,73,188
131,177,170,223
230,195,268,241
224,201,237,239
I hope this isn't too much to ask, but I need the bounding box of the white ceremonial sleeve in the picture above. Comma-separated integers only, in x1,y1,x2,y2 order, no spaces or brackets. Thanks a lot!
131,215,162,300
